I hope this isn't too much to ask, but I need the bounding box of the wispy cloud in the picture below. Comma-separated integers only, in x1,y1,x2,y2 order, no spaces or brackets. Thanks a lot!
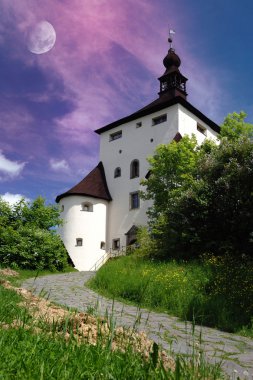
49,159,70,172
0,151,26,181
0,0,233,202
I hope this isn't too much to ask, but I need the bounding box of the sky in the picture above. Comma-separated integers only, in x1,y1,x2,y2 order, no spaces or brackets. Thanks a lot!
0,0,253,205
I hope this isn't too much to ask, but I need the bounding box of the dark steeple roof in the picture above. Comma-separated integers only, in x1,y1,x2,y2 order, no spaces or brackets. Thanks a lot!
158,47,188,99
56,162,112,203
95,36,219,136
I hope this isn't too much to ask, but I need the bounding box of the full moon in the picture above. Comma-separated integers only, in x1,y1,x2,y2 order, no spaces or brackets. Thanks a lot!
27,21,56,54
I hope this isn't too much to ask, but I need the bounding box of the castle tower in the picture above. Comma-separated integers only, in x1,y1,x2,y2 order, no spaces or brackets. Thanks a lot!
56,163,111,271
56,32,219,271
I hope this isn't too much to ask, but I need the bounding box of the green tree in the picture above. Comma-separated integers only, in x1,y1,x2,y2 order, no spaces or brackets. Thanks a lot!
0,197,69,270
175,135,253,257
141,135,199,216
140,135,200,258
220,111,253,141
17,196,62,230
141,112,253,259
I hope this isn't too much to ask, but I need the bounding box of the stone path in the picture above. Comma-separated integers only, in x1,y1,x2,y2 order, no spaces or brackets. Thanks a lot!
22,272,253,379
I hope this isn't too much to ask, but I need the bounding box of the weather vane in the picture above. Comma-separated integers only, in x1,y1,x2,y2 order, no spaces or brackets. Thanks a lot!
168,28,176,49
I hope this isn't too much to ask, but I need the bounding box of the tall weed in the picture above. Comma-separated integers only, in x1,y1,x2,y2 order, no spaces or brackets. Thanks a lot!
89,255,253,334
0,271,224,379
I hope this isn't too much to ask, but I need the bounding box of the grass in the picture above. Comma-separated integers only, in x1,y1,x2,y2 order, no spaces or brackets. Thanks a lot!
0,268,225,379
88,254,253,336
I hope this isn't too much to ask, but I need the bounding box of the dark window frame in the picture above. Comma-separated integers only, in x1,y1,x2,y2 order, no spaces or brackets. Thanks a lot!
114,167,121,178
197,123,207,136
76,238,83,246
130,159,139,179
130,192,140,210
109,130,122,141
112,239,120,250
81,202,93,212
152,113,167,126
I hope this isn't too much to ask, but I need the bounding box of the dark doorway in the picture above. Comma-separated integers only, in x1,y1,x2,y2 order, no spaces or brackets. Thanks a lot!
125,225,138,246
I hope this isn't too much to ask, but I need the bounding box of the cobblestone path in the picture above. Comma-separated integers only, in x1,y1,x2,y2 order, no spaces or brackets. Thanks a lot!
22,272,253,379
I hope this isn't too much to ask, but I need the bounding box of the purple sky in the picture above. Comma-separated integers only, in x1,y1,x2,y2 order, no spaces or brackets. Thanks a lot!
0,0,253,205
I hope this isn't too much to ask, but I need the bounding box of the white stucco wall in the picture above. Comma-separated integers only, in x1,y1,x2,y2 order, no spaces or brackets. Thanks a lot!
178,105,218,143
58,195,108,271
99,105,179,248
99,103,218,250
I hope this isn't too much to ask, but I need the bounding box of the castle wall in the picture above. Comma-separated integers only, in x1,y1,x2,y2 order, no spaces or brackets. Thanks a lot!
178,105,218,143
99,104,179,249
99,104,218,250
58,195,108,271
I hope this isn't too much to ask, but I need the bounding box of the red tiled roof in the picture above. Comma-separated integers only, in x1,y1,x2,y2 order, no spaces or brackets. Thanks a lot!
56,162,112,203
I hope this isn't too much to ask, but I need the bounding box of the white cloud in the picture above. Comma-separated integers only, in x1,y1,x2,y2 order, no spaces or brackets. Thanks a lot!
0,151,26,181
0,192,30,206
50,159,70,172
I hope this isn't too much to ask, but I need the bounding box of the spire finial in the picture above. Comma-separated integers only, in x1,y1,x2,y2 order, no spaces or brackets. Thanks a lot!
168,28,176,49
158,28,188,99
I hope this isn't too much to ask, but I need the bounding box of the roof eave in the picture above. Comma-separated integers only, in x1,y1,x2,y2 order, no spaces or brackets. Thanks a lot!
56,192,112,203
95,96,220,135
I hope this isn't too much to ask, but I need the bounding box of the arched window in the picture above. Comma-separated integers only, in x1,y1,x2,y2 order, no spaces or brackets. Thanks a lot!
114,167,121,178
130,159,139,179
81,202,93,212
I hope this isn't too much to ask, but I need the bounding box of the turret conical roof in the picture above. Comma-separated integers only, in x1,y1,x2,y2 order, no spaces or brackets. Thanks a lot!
56,162,112,203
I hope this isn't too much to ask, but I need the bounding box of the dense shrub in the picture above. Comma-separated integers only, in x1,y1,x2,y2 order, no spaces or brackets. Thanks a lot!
197,254,253,331
141,112,253,259
0,196,69,271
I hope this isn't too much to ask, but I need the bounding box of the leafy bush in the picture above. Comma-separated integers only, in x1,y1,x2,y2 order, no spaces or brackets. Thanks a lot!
141,112,253,259
0,196,69,271
197,254,253,331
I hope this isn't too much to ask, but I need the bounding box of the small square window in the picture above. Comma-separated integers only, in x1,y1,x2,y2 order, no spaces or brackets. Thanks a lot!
197,123,207,136
130,192,140,210
61,205,64,212
76,238,83,246
100,241,106,250
152,114,167,126
112,239,120,250
109,130,122,141
136,121,142,128
81,203,93,212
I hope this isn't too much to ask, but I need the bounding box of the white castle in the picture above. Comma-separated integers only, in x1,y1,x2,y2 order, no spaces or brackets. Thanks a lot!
56,35,219,271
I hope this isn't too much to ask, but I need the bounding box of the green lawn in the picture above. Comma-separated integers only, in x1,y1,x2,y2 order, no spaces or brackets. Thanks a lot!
0,268,224,379
88,254,253,336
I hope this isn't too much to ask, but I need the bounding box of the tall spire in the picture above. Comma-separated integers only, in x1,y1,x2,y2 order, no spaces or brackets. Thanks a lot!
158,30,188,99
